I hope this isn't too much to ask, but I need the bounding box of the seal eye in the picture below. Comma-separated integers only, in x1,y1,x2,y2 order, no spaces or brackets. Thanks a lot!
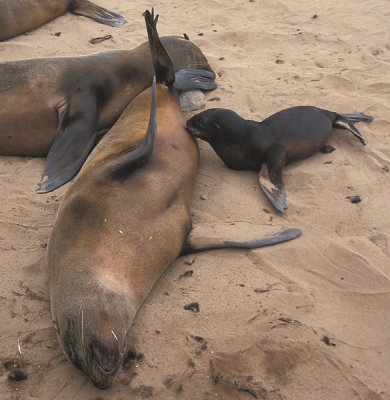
213,121,221,131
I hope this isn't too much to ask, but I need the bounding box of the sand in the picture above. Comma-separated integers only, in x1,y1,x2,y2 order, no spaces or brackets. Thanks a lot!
1,0,389,399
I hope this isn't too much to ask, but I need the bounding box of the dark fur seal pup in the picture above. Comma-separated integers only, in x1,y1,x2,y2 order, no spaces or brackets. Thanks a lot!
0,35,215,193
186,107,372,213
48,11,301,389
0,0,126,41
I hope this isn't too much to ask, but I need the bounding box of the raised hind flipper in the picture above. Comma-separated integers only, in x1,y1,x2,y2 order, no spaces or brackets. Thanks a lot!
144,9,175,86
37,92,98,193
71,0,127,27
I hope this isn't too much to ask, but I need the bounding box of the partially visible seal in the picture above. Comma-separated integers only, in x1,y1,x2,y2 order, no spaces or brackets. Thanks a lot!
0,0,127,41
47,10,301,389
186,107,373,213
0,34,214,193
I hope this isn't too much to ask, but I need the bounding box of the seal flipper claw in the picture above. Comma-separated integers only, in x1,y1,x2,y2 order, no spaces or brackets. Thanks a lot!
174,69,217,92
36,93,98,193
70,0,127,27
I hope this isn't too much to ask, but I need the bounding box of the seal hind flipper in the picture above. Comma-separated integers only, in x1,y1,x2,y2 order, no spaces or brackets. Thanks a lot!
70,0,127,27
37,93,98,193
144,9,175,86
94,77,157,183
174,69,217,92
333,117,366,146
339,112,373,123
182,226,301,254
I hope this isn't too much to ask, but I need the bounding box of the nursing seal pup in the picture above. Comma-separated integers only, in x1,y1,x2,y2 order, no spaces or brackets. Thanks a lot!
187,107,372,213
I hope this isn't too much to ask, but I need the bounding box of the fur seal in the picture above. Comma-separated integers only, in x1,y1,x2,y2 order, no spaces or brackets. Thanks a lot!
0,0,127,41
47,10,301,389
0,35,215,193
186,107,373,213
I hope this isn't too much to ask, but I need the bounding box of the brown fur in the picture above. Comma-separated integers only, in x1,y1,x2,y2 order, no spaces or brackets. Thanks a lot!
48,85,199,389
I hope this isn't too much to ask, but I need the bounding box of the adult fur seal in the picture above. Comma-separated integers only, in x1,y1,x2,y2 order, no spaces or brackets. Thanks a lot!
47,10,301,389
0,0,126,41
0,35,215,193
186,107,373,213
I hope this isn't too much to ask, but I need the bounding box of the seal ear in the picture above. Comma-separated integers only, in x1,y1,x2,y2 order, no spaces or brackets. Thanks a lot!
213,121,221,131
37,92,98,193
70,0,127,27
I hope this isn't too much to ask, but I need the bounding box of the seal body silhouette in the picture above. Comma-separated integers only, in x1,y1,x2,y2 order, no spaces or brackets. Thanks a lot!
186,107,372,213
0,35,214,192
0,0,126,41
48,11,300,389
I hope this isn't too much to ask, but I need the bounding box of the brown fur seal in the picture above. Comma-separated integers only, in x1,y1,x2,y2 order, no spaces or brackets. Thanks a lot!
186,107,372,213
47,10,301,389
0,35,215,193
0,0,126,41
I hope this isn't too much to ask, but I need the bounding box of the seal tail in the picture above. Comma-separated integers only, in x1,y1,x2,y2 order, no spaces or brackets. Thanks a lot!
71,0,127,27
182,227,301,255
333,113,373,146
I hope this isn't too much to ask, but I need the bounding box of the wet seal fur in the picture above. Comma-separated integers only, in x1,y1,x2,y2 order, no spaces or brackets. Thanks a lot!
47,10,301,389
0,0,127,41
0,34,214,193
186,107,373,213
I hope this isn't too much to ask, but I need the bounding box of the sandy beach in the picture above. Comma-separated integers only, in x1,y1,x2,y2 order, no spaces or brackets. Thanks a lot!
0,0,389,398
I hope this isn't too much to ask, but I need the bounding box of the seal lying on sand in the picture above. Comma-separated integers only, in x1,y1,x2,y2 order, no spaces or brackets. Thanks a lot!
186,107,372,213
0,35,215,193
0,0,126,41
48,10,301,389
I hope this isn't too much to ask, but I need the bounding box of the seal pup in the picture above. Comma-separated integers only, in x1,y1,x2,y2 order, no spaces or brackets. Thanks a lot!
0,35,215,193
0,0,127,41
48,10,301,389
186,107,372,213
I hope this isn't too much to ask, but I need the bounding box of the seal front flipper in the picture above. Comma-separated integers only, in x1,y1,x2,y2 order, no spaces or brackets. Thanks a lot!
181,224,301,255
258,152,287,213
70,0,127,27
174,69,217,92
36,93,98,193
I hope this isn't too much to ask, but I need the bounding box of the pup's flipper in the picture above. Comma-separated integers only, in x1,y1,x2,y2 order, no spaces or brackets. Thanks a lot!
258,150,287,213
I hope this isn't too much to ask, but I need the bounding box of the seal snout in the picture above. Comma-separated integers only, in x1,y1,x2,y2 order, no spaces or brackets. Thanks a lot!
186,114,206,139
85,332,126,389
